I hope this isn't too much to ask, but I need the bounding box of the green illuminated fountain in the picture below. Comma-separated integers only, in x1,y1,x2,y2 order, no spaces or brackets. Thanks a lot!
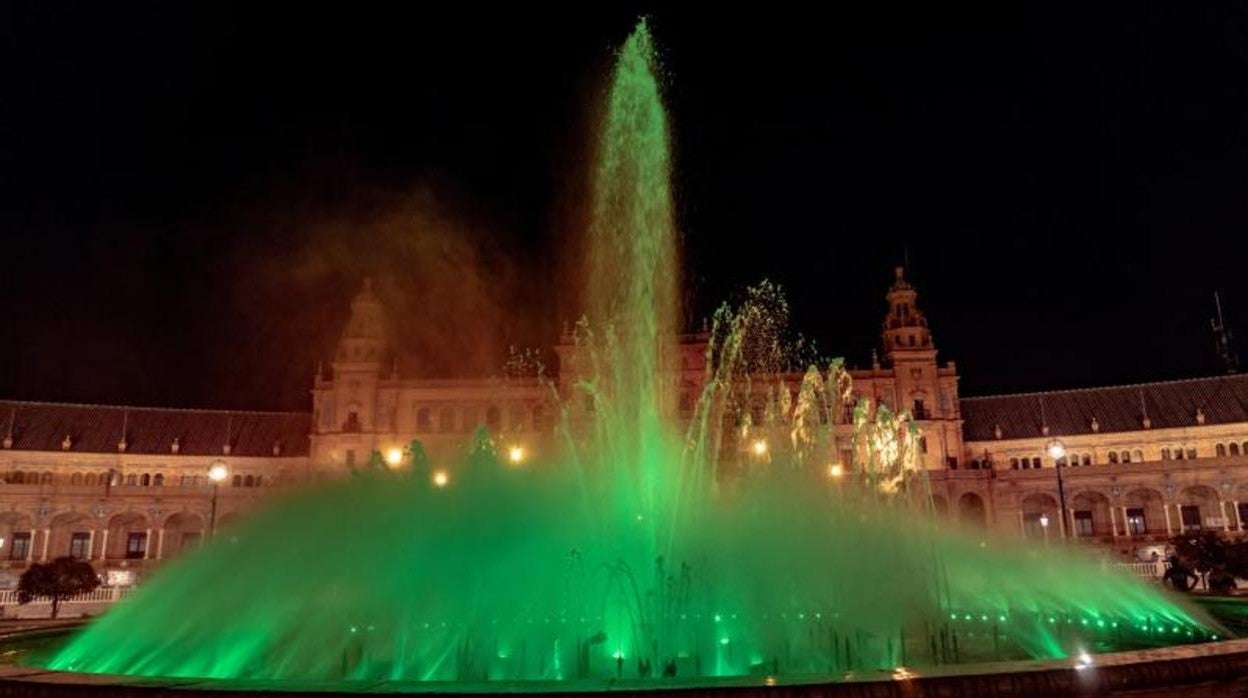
37,19,1216,687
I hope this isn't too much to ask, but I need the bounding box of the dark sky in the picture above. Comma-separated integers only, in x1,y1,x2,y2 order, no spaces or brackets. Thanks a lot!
3,4,1248,410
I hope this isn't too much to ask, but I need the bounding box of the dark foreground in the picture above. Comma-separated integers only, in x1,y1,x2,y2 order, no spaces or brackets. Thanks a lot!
1,635,1248,697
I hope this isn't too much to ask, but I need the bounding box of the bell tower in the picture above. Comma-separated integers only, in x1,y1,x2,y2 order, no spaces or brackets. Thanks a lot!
318,279,387,439
882,266,933,358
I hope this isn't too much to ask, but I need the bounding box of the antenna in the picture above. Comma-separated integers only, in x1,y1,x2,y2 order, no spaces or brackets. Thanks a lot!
1212,292,1239,374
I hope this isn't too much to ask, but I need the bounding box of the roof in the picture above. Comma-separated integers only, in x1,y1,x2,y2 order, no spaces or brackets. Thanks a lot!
0,400,311,457
960,374,1248,442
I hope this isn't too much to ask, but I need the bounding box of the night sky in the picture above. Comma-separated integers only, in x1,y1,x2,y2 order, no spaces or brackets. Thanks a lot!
4,4,1248,411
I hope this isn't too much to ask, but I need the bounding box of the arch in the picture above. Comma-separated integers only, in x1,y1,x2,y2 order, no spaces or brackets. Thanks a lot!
140,473,150,487
1020,493,1060,539
162,511,205,558
48,511,92,560
1132,449,1143,463
1082,453,1093,465
1108,452,1119,464
1233,443,1243,456
105,512,149,560
231,474,242,488
243,474,255,488
1069,490,1112,538
153,473,164,487
1123,488,1166,535
1218,443,1228,457
6,471,22,485
1008,457,1019,469
84,472,97,487
1242,441,1248,455
40,471,52,485
1120,450,1131,464
124,474,137,486
957,492,987,528
416,407,432,432
70,472,83,486
1178,485,1221,532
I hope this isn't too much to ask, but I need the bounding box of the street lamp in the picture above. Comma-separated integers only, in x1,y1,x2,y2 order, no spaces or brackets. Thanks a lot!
507,445,526,466
1047,439,1069,540
208,460,229,537
385,448,404,468
751,439,768,457
432,470,449,488
1039,513,1051,546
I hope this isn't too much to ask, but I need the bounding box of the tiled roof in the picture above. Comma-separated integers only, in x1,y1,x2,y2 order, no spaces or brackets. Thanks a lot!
961,374,1248,442
0,400,311,457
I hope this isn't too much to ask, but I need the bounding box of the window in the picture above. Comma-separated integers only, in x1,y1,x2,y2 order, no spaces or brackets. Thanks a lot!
1161,448,1171,460
910,368,922,379
1242,441,1248,455
1175,449,1185,460
1132,449,1143,463
1239,502,1248,530
125,474,137,486
945,456,959,469
1108,452,1119,464
231,474,242,487
970,459,981,470
343,408,360,433
70,472,82,486
1180,505,1202,533
1233,443,1242,456
140,474,150,487
84,472,97,486
1126,508,1146,535
439,407,455,433
1008,457,1019,470
1218,443,1228,457
1073,510,1094,537
1082,453,1092,466
9,532,30,560
913,399,927,419
1186,448,1197,459
153,473,164,487
1031,457,1041,469
1023,513,1047,539
69,532,90,560
125,532,147,559
1119,450,1130,464
416,408,432,432
243,475,255,487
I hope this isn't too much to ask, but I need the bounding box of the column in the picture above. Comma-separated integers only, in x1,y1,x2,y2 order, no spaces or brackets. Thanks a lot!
1018,511,1025,538
1056,508,1066,538
1223,502,1232,532
1110,506,1119,538
87,530,95,560
156,529,165,560
1121,506,1130,536
1235,501,1244,531
39,529,49,561
98,530,109,561
143,528,152,559
1163,505,1173,536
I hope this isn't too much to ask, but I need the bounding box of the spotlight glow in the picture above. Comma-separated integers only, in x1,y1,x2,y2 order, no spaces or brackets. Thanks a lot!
432,471,449,488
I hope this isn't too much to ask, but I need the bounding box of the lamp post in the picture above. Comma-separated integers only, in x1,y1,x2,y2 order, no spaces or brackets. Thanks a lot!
1047,439,1068,540
208,461,229,537
1039,512,1051,546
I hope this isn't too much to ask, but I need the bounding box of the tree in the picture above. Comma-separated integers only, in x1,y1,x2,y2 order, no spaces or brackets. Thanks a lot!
17,556,101,619
1171,530,1230,591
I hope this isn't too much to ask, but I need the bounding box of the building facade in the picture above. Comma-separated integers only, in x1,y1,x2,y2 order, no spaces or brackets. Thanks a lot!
0,269,1243,588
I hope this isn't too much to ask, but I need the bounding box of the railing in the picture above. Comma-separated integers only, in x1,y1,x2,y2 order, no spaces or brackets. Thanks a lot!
1111,560,1166,579
0,586,133,606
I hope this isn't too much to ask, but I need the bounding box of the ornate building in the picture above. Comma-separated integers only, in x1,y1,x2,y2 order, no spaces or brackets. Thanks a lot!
0,268,1242,592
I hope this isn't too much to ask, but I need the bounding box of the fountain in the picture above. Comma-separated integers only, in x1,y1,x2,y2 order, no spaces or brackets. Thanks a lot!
1,18,1242,696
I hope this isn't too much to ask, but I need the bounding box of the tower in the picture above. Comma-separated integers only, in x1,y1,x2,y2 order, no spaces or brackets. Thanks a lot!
882,266,933,358
317,279,387,441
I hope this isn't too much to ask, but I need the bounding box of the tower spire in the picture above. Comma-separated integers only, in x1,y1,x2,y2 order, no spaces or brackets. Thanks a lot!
881,266,934,361
1212,292,1239,374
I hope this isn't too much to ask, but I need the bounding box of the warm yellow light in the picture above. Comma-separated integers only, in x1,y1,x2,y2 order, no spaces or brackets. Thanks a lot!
1046,439,1067,460
828,463,845,478
751,439,768,456
385,448,404,467
508,445,525,465
208,462,229,483
432,470,449,488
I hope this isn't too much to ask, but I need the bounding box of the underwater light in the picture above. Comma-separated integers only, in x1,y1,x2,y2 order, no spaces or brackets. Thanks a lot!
751,439,768,456
828,463,845,478
432,471,449,488
385,448,404,467
508,445,526,465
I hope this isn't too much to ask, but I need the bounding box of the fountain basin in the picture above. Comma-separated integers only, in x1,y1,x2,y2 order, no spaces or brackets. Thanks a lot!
2,625,1248,696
